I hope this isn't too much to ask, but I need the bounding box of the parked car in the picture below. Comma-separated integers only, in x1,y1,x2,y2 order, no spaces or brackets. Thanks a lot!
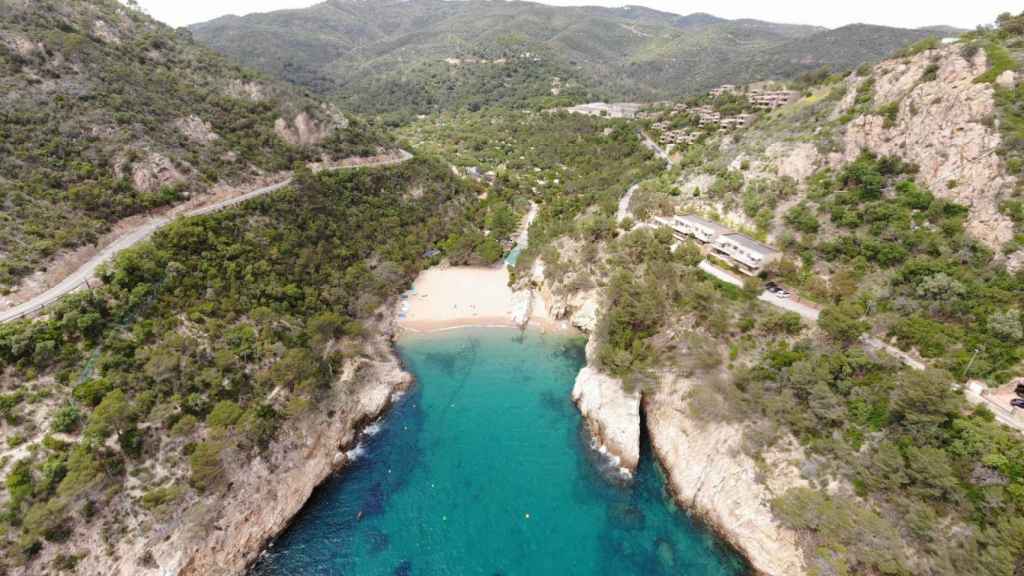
1011,398,1024,410
763,281,792,299
1015,383,1024,398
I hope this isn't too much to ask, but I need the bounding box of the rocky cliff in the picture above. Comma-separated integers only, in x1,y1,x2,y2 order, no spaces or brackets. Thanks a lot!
48,333,412,576
837,45,1017,250
644,372,809,576
571,340,640,477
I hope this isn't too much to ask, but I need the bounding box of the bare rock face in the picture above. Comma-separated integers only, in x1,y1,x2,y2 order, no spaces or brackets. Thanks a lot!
572,367,640,475
769,142,820,182
4,34,44,59
1007,250,1024,274
510,289,533,328
275,111,335,147
996,70,1017,89
175,115,220,145
116,152,188,193
225,79,266,102
174,358,412,576
570,299,600,333
644,372,809,576
572,339,640,476
841,47,1016,250
530,257,602,333
679,173,717,197
92,19,122,45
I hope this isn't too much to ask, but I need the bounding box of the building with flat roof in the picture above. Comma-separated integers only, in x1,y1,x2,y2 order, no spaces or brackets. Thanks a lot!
657,213,783,276
713,233,782,276
748,90,799,110
666,215,731,244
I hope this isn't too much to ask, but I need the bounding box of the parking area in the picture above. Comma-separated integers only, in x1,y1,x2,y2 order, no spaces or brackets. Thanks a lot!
698,260,821,321
984,380,1024,413
965,380,1024,433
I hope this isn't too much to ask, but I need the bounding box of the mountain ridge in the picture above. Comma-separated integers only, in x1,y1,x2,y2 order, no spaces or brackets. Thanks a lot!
189,0,938,117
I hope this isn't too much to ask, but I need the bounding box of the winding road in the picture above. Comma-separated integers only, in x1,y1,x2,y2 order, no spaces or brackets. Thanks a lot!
696,259,1024,432
0,151,413,324
697,259,926,369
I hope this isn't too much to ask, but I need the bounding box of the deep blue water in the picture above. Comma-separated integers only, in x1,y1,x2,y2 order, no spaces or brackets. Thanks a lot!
251,328,747,576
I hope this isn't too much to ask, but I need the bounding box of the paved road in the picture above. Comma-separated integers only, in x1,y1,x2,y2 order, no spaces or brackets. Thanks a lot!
697,260,930,371
965,388,1024,432
698,259,1024,432
0,151,413,324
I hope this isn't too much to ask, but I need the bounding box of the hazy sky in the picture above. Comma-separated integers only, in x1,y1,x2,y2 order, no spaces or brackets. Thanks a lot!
132,0,1015,30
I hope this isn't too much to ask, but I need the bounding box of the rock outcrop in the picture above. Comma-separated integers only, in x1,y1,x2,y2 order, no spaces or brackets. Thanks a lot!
770,142,820,182
274,108,348,147
839,46,1016,250
528,258,602,332
225,79,266,102
116,152,189,193
571,340,640,476
61,334,412,576
175,115,220,144
644,371,809,576
572,367,640,476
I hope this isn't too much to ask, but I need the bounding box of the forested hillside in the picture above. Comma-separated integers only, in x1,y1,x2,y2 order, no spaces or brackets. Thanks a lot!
0,158,486,573
0,0,389,290
190,0,937,119
398,110,664,259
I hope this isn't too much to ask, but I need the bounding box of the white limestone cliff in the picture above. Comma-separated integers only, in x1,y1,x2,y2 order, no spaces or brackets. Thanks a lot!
572,362,641,476
644,371,810,576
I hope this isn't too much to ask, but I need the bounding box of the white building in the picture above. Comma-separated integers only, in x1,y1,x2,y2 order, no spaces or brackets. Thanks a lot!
667,215,732,244
658,214,783,275
713,233,782,276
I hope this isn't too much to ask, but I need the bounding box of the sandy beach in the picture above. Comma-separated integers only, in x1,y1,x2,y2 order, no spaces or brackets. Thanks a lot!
397,266,569,333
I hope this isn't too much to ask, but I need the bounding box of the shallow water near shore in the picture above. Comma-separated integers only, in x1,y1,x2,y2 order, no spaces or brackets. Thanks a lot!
251,328,746,576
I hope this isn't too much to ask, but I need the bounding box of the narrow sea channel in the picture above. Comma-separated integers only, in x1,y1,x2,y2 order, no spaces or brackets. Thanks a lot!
251,328,746,576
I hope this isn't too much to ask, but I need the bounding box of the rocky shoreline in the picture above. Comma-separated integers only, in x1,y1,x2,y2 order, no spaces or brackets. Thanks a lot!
571,339,641,478
569,348,808,575
104,286,804,576
176,337,413,576
540,275,808,575
643,373,809,576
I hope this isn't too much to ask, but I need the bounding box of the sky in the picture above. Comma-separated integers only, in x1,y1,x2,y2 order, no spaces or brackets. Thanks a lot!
132,0,1016,30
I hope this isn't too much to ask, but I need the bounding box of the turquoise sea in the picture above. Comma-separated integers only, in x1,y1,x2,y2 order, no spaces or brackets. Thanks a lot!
251,328,747,576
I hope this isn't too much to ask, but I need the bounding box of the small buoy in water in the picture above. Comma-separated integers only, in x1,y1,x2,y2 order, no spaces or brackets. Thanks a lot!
525,513,531,519
357,511,364,521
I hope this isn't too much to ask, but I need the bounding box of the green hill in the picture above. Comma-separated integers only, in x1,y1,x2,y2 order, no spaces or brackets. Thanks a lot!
0,0,389,289
190,0,936,117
